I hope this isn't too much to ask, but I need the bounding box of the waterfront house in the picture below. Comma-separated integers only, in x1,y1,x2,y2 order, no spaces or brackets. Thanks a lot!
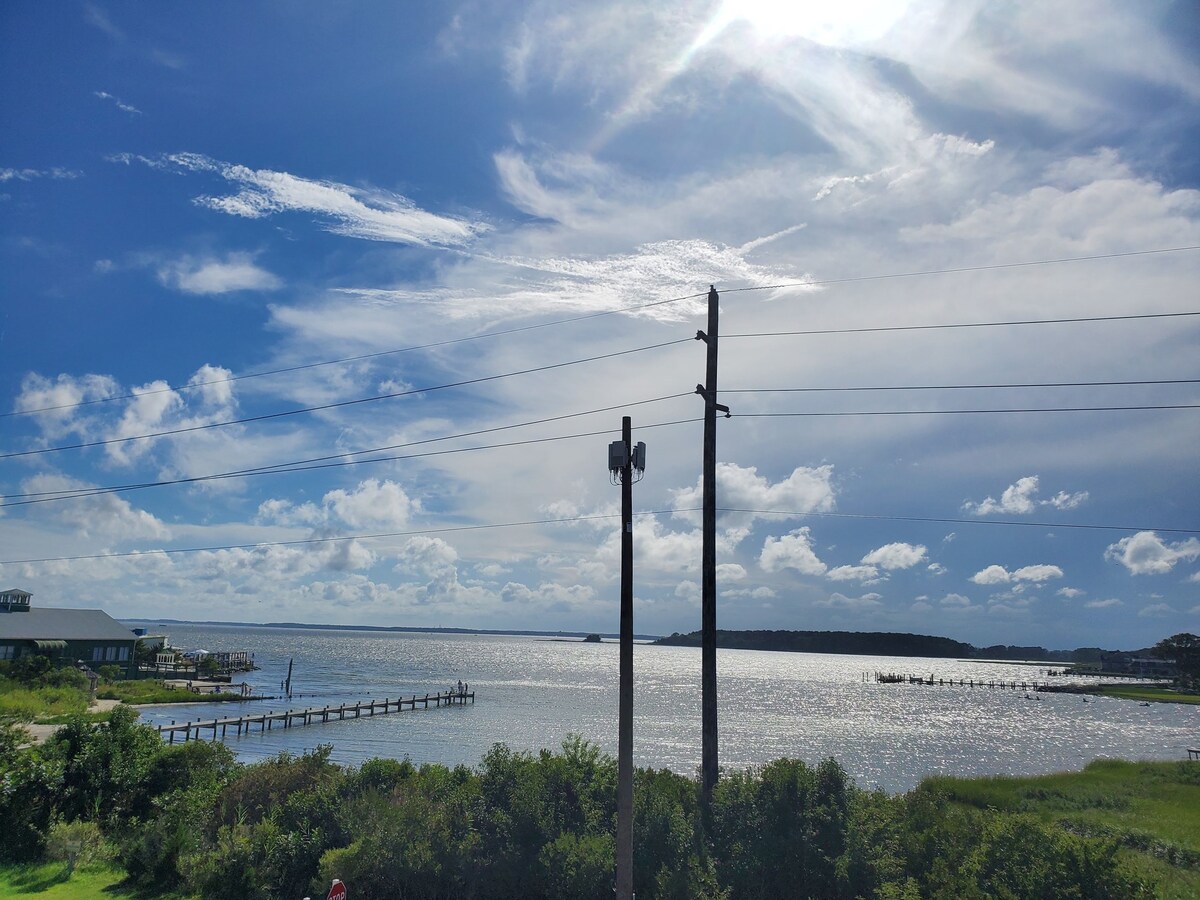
0,588,138,677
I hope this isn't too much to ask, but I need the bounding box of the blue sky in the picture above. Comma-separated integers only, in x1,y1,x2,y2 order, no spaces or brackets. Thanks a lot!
2,1,1197,649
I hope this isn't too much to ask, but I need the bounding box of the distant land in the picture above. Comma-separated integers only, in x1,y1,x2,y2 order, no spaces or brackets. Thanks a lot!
126,618,663,642
654,630,1149,661
126,620,1152,660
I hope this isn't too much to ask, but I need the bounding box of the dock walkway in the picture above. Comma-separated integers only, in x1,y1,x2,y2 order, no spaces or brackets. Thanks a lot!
869,672,1047,691
157,690,474,743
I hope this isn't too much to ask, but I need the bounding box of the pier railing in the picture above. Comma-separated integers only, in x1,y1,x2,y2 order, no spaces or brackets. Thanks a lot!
157,689,474,743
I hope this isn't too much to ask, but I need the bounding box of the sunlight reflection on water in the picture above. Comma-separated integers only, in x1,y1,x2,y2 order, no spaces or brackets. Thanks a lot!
133,625,1200,793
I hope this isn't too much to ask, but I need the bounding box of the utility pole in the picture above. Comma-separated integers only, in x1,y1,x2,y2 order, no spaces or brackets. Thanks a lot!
609,416,645,900
696,285,728,805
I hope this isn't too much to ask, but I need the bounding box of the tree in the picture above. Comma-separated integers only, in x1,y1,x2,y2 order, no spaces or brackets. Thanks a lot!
1152,633,1200,684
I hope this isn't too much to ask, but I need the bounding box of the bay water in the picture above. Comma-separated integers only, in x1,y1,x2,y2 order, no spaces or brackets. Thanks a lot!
131,623,1199,794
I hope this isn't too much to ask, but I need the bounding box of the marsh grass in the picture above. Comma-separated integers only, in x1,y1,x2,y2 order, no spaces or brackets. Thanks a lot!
0,683,88,723
925,759,1200,898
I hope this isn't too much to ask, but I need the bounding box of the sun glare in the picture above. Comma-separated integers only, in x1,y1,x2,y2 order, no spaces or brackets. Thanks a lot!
720,0,912,48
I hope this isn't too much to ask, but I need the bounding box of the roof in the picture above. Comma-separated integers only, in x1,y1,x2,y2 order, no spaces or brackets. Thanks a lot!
0,607,137,642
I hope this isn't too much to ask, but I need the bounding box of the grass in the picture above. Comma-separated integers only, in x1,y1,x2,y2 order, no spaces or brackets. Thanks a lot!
0,684,89,723
96,680,248,706
0,861,128,898
1094,685,1200,705
924,759,1200,899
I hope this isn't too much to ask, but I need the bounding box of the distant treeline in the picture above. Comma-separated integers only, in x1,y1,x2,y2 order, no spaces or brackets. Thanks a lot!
654,629,1139,662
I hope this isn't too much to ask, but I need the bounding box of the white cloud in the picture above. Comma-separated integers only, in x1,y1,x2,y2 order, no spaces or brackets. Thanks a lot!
1137,603,1174,618
826,564,879,582
324,479,418,530
157,253,282,294
970,563,1064,585
674,463,835,530
963,476,1088,516
927,563,947,576
1105,531,1200,576
94,90,141,114
759,527,826,575
1084,598,1122,609
21,474,169,541
861,541,927,570
1057,587,1085,598
815,591,883,610
160,152,486,247
0,167,82,182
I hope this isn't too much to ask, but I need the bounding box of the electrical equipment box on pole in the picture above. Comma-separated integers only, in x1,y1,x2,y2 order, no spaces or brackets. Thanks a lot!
632,442,646,472
608,440,628,473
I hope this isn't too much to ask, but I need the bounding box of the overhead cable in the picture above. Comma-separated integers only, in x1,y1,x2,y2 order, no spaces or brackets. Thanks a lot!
4,290,710,418
0,338,693,460
4,505,1196,567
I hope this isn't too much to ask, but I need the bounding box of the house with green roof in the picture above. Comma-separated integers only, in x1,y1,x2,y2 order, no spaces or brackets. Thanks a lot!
0,588,138,676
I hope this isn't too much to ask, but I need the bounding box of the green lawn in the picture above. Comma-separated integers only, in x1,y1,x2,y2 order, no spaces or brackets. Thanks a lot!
0,862,128,898
1095,684,1200,705
96,680,249,706
924,759,1200,899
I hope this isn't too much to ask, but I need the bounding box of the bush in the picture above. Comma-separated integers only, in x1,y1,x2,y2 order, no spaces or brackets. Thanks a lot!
45,819,113,875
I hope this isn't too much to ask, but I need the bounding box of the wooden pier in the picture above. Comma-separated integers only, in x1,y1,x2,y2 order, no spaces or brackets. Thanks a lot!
157,690,474,743
868,672,1047,691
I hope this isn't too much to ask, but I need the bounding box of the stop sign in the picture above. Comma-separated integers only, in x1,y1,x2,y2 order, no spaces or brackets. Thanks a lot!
327,879,347,900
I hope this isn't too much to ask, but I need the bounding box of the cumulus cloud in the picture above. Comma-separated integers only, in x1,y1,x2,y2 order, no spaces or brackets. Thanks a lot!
324,479,418,530
1057,587,1085,598
861,542,927,570
157,252,282,294
970,564,1064,585
815,591,883,610
1105,531,1200,575
21,474,169,541
157,152,486,247
759,527,826,575
1084,598,1122,609
674,464,835,531
963,476,1088,516
826,564,879,582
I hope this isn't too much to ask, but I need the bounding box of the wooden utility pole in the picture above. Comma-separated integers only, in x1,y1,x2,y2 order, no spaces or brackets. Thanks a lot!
610,415,644,900
697,285,726,804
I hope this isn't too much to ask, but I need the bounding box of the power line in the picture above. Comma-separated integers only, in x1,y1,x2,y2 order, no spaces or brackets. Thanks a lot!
723,310,1200,339
0,338,693,460
3,393,696,503
734,404,1200,418
723,378,1200,394
4,505,1194,567
719,245,1200,294
715,508,1199,535
1,416,702,509
4,291,710,418
9,244,1197,420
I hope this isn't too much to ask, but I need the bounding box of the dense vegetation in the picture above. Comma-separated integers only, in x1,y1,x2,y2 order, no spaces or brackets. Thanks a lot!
655,629,1192,670
4,712,1194,898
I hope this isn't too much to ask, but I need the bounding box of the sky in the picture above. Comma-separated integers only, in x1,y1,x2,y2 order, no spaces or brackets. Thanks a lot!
1,1,1198,650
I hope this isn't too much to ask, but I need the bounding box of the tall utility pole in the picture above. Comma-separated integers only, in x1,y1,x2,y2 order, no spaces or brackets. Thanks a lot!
696,285,727,805
609,416,645,900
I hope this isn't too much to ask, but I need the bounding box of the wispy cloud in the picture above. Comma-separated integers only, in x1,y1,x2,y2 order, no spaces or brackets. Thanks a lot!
156,252,282,294
1,167,83,182
152,152,487,247
94,91,141,114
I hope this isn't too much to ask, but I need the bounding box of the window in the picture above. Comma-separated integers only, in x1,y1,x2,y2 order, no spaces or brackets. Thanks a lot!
105,646,117,662
93,647,103,662
0,645,13,660
118,646,129,661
